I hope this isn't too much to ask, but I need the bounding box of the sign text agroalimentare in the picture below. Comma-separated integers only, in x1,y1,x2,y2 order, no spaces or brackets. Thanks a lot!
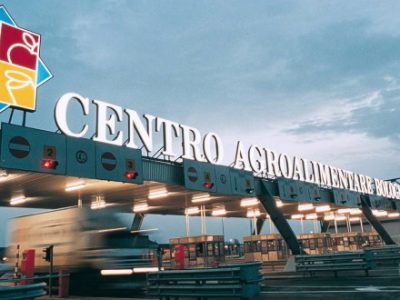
55,92,400,201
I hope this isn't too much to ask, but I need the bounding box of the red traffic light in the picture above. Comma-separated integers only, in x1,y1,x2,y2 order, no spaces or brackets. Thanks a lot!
203,182,214,189
41,159,58,169
125,171,138,179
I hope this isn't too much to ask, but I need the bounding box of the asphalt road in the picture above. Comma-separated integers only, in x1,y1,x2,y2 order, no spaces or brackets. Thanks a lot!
39,291,400,300
261,272,400,300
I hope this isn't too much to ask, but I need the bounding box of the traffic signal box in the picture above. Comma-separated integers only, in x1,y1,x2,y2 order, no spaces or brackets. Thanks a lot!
41,145,59,170
42,245,53,262
124,159,139,180
277,178,329,203
95,143,143,184
183,159,255,196
184,159,217,193
0,123,144,184
333,189,361,207
230,168,255,196
0,123,66,174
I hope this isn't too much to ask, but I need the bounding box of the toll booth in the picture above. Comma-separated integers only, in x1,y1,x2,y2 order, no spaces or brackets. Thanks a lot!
358,232,383,248
243,231,386,263
330,232,360,251
243,234,290,262
330,232,384,251
224,239,242,257
297,233,330,254
169,235,225,268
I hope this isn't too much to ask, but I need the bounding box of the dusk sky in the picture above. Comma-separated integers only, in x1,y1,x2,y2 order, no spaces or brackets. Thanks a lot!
0,1,399,244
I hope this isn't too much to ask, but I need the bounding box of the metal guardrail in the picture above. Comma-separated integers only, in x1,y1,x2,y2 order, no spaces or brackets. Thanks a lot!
261,260,287,273
147,262,262,299
0,273,69,282
0,282,47,300
366,245,400,264
295,251,375,277
0,272,70,298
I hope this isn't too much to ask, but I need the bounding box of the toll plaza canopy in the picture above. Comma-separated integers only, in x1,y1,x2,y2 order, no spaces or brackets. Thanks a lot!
0,122,399,254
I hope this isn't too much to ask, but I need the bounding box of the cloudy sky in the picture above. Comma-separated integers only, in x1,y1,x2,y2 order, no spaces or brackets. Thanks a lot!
0,1,399,244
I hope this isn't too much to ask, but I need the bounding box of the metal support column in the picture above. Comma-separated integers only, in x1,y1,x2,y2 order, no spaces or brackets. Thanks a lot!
257,180,306,255
254,218,264,235
360,195,396,245
131,213,145,231
320,220,330,233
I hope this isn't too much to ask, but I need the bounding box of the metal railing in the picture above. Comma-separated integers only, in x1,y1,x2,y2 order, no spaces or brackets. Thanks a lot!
0,282,47,300
366,245,400,262
295,251,375,277
364,245,400,273
0,272,70,298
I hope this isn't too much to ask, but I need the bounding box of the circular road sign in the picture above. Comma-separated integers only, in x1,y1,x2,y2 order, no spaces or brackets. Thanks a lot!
187,166,198,182
76,150,88,164
9,136,31,158
101,152,117,171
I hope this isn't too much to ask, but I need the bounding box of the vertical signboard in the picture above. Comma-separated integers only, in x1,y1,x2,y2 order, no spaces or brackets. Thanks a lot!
230,169,255,197
95,142,143,184
278,179,303,201
307,184,322,202
0,123,66,174
183,159,217,193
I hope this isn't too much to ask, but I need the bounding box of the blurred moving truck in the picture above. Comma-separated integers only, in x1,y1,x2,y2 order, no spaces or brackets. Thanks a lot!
7,207,158,283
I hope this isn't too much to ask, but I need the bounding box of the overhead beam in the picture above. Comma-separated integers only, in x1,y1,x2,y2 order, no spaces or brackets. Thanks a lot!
257,180,306,255
131,213,145,231
360,195,396,245
386,177,400,182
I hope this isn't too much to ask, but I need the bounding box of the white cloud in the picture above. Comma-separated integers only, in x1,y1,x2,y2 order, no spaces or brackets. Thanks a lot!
291,90,384,128
214,83,397,180
218,122,399,180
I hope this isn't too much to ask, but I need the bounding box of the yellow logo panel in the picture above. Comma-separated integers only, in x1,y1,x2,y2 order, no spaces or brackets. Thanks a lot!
0,6,52,112
0,61,36,110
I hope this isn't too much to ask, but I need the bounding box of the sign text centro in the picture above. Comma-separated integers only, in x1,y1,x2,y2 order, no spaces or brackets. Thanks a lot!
54,92,400,201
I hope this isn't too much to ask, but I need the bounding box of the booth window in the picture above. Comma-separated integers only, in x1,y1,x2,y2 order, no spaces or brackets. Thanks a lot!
244,242,251,253
267,240,276,251
196,243,204,257
261,241,268,254
184,245,189,258
207,243,214,256
216,242,223,257
301,239,309,249
309,239,316,250
189,244,196,261
255,241,262,252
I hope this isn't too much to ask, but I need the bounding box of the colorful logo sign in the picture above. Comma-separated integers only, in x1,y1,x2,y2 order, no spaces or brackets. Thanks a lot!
0,6,52,112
